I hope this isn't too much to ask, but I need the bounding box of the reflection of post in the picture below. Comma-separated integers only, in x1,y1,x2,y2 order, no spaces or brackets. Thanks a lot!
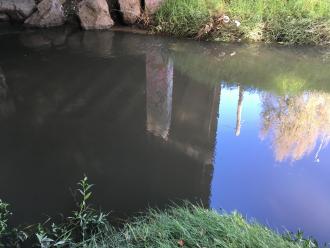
146,48,173,140
209,84,221,139
235,84,244,136
314,135,326,163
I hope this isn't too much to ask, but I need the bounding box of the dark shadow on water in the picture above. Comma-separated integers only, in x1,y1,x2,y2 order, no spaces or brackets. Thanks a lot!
0,25,330,243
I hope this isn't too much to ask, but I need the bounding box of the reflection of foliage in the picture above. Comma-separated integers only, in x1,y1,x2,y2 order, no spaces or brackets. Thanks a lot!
274,74,306,96
171,43,330,94
260,92,330,162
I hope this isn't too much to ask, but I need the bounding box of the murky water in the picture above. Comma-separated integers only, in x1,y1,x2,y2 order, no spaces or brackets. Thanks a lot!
1,24,330,243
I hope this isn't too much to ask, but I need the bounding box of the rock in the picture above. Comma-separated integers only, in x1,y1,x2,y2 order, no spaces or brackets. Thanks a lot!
118,0,141,24
0,13,8,22
25,0,66,28
145,0,165,15
0,0,36,21
77,0,114,30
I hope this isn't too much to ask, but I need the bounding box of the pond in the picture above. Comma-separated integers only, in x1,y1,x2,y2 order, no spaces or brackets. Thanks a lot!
1,24,330,243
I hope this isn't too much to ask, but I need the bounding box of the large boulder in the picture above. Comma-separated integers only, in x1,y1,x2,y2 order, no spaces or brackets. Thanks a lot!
0,0,36,21
77,0,114,30
145,0,165,15
118,0,141,24
25,0,66,28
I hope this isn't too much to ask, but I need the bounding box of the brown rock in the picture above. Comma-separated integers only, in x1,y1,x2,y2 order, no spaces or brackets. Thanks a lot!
118,0,141,24
77,0,114,30
0,0,36,21
25,0,66,28
145,0,165,15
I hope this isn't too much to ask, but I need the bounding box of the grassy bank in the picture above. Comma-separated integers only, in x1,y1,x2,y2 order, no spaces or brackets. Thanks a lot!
153,0,330,45
0,178,321,247
104,206,318,248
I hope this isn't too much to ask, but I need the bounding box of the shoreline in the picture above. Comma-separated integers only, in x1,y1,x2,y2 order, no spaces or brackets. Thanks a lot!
0,178,322,247
0,0,329,46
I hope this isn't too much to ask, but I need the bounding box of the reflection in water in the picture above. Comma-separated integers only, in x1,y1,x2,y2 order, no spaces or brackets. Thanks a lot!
0,67,15,119
68,31,114,58
0,32,216,230
168,75,220,164
0,67,6,97
20,28,69,49
235,84,244,136
146,48,173,140
1,27,330,243
260,92,330,162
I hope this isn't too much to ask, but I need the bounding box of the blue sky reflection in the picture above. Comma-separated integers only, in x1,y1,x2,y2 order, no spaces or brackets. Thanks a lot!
211,86,330,243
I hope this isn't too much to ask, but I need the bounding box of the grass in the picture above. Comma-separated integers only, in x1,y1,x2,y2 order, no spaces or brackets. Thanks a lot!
153,0,330,45
104,206,319,248
0,177,322,247
153,0,221,37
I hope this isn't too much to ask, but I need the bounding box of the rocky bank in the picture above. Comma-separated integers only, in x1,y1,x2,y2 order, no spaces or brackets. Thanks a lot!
0,0,165,29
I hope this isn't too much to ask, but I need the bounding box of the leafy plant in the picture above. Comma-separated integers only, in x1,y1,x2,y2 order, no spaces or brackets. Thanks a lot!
0,200,28,247
35,176,109,248
0,199,10,236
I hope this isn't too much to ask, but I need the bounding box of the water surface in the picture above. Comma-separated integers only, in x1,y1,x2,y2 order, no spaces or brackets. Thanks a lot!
1,25,330,243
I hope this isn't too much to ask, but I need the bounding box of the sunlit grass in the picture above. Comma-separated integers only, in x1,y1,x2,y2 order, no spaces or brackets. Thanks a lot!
104,205,315,248
154,0,222,37
154,0,330,45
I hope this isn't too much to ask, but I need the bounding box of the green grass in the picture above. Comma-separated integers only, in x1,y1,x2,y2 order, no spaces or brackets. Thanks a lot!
0,178,322,247
154,0,330,45
154,0,221,37
103,205,318,248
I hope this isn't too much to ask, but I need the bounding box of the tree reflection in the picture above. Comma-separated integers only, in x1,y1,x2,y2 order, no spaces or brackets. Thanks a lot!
260,92,330,162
